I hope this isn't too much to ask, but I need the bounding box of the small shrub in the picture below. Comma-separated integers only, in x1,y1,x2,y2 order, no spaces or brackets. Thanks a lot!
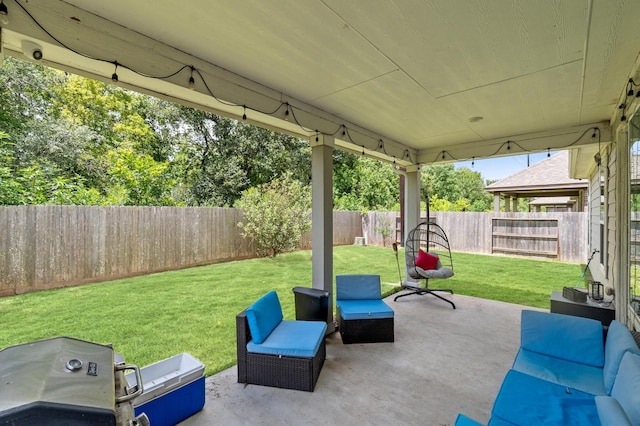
236,173,311,257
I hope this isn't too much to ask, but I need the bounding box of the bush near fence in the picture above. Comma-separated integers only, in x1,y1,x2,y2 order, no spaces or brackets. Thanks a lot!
0,207,586,296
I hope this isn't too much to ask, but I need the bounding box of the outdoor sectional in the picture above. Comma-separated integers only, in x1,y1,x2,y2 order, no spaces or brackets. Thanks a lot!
456,310,640,425
236,290,327,392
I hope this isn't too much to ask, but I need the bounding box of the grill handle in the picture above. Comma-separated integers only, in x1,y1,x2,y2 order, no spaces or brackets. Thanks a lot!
115,364,144,403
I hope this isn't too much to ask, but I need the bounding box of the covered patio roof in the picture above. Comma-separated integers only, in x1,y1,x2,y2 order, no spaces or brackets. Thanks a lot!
1,0,636,170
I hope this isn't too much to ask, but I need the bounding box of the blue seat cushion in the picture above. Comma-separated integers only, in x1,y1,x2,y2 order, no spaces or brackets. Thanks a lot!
610,352,640,425
520,310,604,367
454,414,484,426
512,348,606,395
336,275,382,300
603,320,640,394
491,370,600,426
246,320,327,358
245,291,283,344
337,299,394,320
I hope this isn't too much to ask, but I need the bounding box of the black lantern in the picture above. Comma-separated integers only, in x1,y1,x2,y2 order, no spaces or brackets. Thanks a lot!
590,280,604,301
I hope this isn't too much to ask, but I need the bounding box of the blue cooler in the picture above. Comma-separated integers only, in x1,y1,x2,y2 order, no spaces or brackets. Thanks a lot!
126,353,205,426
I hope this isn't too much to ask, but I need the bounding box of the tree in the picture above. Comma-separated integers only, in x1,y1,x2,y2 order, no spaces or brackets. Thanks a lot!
423,164,491,211
333,154,399,211
236,173,311,257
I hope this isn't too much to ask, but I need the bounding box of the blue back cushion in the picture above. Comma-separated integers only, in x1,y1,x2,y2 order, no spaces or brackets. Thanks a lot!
520,310,604,367
610,352,640,425
603,320,640,394
336,275,381,300
245,291,283,344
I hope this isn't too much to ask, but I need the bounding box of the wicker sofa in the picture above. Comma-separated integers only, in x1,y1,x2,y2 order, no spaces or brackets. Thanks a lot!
335,274,394,344
456,310,640,425
236,290,327,392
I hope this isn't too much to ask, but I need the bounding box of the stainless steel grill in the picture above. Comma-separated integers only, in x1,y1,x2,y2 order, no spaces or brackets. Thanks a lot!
0,337,148,426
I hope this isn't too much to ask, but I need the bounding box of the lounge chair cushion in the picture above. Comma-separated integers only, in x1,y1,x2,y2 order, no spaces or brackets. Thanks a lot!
520,310,604,367
245,290,283,344
337,299,394,320
603,320,640,393
336,275,382,300
416,250,439,270
491,370,600,425
246,320,327,358
610,352,640,425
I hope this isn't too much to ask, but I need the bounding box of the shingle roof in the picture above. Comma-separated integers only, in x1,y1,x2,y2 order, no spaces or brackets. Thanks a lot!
485,151,587,192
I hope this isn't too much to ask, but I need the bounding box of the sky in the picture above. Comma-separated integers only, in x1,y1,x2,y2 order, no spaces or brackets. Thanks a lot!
454,152,556,182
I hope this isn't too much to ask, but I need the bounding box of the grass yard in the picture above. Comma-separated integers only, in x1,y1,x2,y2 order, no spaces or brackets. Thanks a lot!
0,245,582,376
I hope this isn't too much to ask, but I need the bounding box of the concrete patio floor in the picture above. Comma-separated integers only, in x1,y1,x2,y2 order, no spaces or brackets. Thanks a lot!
181,293,543,426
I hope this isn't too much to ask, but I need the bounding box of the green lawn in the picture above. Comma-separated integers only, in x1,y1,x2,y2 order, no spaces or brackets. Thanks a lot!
0,245,581,376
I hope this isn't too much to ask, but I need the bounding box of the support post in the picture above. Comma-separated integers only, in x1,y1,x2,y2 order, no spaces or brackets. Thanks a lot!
404,165,421,284
311,134,335,331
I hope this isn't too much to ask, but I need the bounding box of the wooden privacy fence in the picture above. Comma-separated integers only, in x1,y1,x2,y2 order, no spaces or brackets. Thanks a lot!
363,211,587,263
0,207,586,296
0,206,362,296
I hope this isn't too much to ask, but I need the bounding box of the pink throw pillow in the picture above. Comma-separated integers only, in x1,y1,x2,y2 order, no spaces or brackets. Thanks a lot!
416,249,439,270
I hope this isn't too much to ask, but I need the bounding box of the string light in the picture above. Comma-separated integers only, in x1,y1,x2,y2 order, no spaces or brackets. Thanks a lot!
471,157,475,167
242,105,247,121
188,66,195,89
315,131,319,142
0,1,8,25
111,62,119,82
284,103,290,121
547,148,551,158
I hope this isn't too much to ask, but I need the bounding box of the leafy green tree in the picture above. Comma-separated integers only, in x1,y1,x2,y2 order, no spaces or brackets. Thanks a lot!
106,148,177,205
149,102,311,206
423,164,491,211
333,154,399,211
236,173,311,257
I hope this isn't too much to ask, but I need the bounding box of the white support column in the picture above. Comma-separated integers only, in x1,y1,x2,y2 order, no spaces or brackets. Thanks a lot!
311,134,334,330
404,165,421,284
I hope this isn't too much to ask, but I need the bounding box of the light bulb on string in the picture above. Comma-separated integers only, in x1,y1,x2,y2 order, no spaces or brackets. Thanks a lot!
284,104,290,121
111,62,119,82
188,66,195,89
0,1,8,26
242,106,247,121
471,157,475,167
547,148,551,158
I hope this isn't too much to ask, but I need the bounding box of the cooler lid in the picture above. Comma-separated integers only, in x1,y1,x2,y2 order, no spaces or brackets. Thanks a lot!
0,337,116,414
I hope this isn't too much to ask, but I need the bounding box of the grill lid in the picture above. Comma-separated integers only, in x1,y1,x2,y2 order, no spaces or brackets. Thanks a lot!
0,337,116,414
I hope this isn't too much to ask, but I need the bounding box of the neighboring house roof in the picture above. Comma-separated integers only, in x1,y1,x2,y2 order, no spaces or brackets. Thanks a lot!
528,196,577,206
486,151,588,196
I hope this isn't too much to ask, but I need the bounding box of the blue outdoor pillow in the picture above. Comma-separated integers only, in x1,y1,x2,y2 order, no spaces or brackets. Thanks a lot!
603,320,640,393
610,352,640,425
245,291,283,344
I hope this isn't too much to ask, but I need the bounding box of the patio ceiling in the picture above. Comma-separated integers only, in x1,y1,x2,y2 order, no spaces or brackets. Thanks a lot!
1,0,637,171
